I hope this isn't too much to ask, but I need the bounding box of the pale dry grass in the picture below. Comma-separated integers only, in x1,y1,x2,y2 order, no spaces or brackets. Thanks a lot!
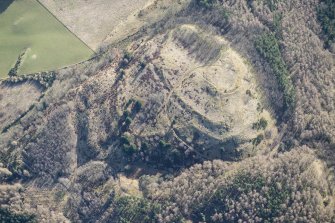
102,0,191,45
115,24,277,159
0,83,41,131
117,174,141,197
163,25,275,143
39,0,150,50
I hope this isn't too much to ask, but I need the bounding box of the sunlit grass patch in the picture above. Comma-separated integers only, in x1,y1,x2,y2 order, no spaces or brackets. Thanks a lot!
0,0,93,78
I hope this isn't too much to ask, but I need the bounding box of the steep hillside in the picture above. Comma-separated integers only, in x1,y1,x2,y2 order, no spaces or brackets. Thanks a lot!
0,0,334,222
0,22,279,223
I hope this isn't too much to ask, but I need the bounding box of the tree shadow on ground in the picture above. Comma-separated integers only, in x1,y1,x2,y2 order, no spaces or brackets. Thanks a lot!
0,0,14,14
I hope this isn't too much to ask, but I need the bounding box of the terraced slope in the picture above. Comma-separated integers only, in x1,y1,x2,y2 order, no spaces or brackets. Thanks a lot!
1,0,334,222
0,24,278,222
15,24,277,182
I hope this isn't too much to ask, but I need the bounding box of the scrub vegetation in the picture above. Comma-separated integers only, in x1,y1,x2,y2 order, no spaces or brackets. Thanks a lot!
0,0,334,222
255,32,295,112
318,0,335,48
0,208,36,223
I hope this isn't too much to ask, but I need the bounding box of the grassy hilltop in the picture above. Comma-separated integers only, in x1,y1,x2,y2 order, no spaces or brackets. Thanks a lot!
0,0,334,222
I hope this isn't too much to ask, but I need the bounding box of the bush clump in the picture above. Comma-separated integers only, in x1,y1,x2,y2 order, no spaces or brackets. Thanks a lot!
110,196,161,223
120,135,138,156
255,32,295,111
195,0,217,9
252,134,264,146
0,208,36,223
252,117,268,130
318,0,335,48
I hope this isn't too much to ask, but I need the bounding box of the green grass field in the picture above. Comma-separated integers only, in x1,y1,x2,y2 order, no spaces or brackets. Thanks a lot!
0,0,93,78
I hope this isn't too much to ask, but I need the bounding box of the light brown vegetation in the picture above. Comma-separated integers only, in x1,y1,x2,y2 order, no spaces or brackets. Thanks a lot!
39,0,149,50
0,0,334,222
0,82,41,131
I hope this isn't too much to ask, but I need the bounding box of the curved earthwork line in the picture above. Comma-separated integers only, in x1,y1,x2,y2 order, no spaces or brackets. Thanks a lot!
199,65,241,96
158,62,242,130
134,30,242,136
